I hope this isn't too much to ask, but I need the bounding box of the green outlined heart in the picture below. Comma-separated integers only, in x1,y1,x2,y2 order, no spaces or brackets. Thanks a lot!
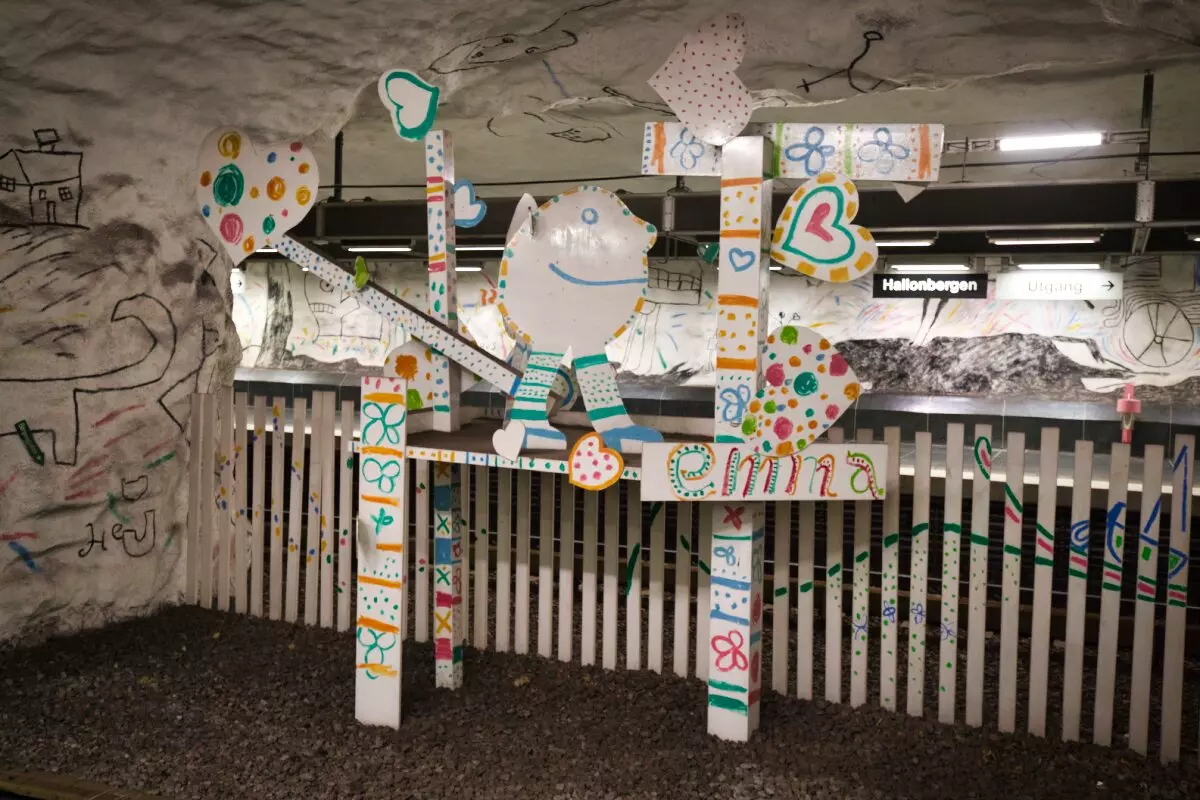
377,70,440,142
779,184,855,264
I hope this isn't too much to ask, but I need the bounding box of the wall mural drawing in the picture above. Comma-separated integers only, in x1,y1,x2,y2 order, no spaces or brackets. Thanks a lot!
0,129,84,228
796,31,902,98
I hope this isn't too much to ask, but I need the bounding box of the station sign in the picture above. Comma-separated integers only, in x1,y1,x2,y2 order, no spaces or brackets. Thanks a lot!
872,273,989,299
995,270,1123,301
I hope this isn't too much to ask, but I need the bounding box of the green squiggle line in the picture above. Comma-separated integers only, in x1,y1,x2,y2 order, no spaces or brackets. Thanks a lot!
622,542,643,596
107,492,131,525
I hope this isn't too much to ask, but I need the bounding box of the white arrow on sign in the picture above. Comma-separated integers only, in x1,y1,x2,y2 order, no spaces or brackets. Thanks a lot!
996,270,1124,301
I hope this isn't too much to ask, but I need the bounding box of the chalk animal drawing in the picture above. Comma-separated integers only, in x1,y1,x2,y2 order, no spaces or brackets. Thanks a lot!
495,186,662,454
0,293,177,466
302,272,387,342
770,173,878,282
0,129,84,227
195,129,317,266
378,70,440,142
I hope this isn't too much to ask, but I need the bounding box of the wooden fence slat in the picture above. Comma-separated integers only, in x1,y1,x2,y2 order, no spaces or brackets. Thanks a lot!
460,463,472,647
938,423,965,724
304,393,325,626
1093,442,1130,747
216,388,234,613
675,502,693,678
825,426,846,704
515,470,532,655
233,393,248,614
626,482,643,671
796,501,815,700
1028,428,1059,736
496,468,513,653
1129,443,1164,754
1160,434,1194,763
558,478,575,662
336,400,353,632
966,423,992,727
907,431,932,717
998,432,1026,733
538,473,555,659
250,397,267,618
285,397,307,624
772,501,791,694
648,498,665,673
198,394,217,608
474,466,490,649
319,393,336,628
694,506,712,681
186,394,204,605
581,485,598,666
414,460,431,642
850,428,873,707
602,484,620,670
880,426,901,711
1062,438,1094,742
269,397,285,620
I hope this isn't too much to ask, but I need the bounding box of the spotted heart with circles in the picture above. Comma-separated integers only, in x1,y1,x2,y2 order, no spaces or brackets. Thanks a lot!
568,432,624,492
770,172,878,283
196,129,318,266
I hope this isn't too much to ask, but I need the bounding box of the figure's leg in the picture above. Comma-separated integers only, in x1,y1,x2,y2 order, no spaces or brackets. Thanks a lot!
572,352,662,454
508,349,567,449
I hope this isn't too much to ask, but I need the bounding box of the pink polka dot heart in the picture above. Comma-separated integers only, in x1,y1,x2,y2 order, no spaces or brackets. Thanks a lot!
568,432,624,492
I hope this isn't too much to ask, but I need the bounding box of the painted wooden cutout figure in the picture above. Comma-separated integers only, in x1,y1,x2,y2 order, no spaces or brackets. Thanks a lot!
495,186,662,454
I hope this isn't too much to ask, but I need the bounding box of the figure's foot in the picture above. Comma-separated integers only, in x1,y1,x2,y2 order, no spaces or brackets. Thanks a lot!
598,424,663,454
522,424,568,450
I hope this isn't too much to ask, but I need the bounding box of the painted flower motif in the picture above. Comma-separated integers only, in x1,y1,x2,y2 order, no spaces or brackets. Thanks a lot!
363,457,402,493
670,127,707,170
784,126,836,176
857,127,910,175
362,401,406,446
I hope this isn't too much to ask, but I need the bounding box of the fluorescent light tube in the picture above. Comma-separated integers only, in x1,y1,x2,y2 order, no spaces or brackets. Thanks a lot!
455,266,482,272
1017,263,1101,271
998,132,1103,151
1189,233,1200,242
989,236,1100,246
346,245,413,253
891,264,968,273
876,238,935,247
256,247,278,253
455,245,506,252
769,266,782,271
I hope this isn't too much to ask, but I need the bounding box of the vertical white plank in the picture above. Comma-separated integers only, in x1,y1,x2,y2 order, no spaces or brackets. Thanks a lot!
1062,439,1094,742
216,388,234,613
648,498,665,673
1129,444,1164,754
602,483,620,670
1093,442,1130,747
414,459,431,642
625,482,643,671
319,393,336,629
473,466,490,650
1028,428,1059,736
304,393,325,626
233,393,248,614
285,397,307,624
674,503,693,678
460,464,471,648
424,129,461,432
186,394,204,605
268,397,285,620
581,486,599,666
998,432,1026,733
695,507,712,682
336,399,354,632
515,470,532,655
850,428,873,708
825,426,846,704
907,432,933,717
538,473,555,659
938,423,965,724
880,426,901,711
250,397,266,618
198,394,217,607
796,501,815,700
558,478,576,662
772,502,791,694
432,461,464,688
965,423,992,727
1160,434,1194,763
495,468,513,653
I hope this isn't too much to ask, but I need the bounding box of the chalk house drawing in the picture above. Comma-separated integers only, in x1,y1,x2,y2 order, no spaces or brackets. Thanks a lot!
0,129,84,227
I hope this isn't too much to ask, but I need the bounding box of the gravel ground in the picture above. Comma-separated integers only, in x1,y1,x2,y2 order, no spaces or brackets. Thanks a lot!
1,603,1198,800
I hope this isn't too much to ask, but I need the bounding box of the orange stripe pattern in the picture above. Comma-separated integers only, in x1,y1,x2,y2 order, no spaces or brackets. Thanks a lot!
361,446,404,458
357,615,399,633
359,575,403,589
361,494,398,506
717,294,758,307
362,392,406,403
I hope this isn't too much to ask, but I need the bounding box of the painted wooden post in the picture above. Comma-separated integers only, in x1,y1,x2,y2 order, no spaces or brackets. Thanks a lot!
707,135,770,742
1062,439,1094,742
424,129,459,431
432,460,465,688
965,424,992,727
998,432,1025,733
1028,427,1059,736
850,428,873,707
825,426,846,705
355,375,408,728
906,431,932,717
1160,434,1194,763
1129,443,1164,754
938,423,965,724
1093,442,1130,746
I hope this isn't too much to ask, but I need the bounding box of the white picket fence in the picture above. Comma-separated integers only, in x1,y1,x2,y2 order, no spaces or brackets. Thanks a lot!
186,390,1198,762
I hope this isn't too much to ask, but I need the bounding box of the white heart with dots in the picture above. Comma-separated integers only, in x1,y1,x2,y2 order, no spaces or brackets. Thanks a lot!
568,432,624,492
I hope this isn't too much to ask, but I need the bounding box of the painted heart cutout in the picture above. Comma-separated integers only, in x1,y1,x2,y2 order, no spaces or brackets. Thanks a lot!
454,179,487,228
648,14,752,147
492,420,526,461
568,432,624,492
739,324,861,456
728,247,757,272
378,69,440,142
770,172,878,283
196,129,318,266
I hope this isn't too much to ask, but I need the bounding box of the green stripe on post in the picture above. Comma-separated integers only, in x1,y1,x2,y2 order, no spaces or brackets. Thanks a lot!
855,551,869,564
911,522,930,537
1003,544,1021,557
1034,556,1054,568
827,563,842,578
944,522,962,534
1069,568,1088,579
573,353,609,369
883,533,900,548
970,533,988,547
587,405,628,421
707,679,747,693
799,581,814,593
708,694,749,714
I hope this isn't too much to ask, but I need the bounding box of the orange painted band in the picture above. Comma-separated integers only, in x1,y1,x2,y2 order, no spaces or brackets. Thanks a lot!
357,615,399,633
358,576,403,590
720,177,761,188
721,229,760,238
375,543,404,553
362,392,406,403
361,495,398,506
716,357,758,370
717,294,759,307
361,446,404,458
